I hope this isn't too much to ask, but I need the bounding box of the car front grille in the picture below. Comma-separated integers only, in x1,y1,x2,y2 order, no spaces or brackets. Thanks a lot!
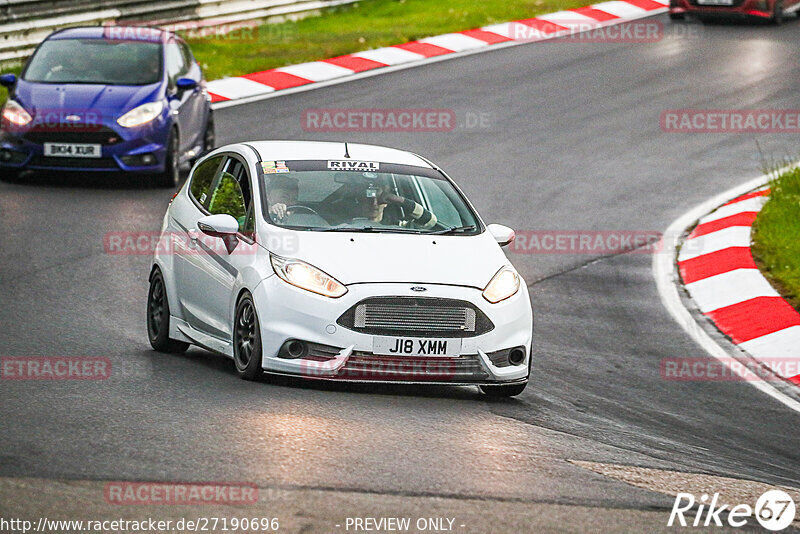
28,155,118,169
337,352,489,382
688,0,746,6
23,128,122,145
337,297,493,338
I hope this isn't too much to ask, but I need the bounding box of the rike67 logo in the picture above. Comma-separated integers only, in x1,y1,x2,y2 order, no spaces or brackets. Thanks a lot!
669,490,796,531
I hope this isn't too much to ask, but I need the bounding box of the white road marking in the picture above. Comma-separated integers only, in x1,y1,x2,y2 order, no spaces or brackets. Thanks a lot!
276,61,355,82
685,268,779,313
677,226,752,262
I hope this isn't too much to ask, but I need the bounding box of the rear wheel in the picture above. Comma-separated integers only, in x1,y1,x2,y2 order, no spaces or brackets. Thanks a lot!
480,382,528,397
233,294,263,380
202,113,215,155
147,269,190,353
155,129,180,188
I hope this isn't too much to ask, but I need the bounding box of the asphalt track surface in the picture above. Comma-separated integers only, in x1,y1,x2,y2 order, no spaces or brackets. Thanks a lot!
2,14,800,532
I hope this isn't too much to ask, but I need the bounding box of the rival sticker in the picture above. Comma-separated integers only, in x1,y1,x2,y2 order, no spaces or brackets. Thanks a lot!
327,160,380,171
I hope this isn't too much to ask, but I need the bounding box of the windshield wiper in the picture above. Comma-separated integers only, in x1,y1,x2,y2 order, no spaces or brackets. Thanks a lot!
430,225,477,235
315,226,380,233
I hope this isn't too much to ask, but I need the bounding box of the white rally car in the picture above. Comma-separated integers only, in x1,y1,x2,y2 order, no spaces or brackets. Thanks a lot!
147,141,533,396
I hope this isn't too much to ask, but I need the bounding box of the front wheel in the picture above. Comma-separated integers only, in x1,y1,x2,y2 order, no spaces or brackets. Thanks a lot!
147,269,190,353
233,294,263,380
480,382,528,397
155,129,180,188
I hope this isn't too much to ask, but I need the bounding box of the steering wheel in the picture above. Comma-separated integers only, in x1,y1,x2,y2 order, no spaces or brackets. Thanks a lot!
286,205,322,218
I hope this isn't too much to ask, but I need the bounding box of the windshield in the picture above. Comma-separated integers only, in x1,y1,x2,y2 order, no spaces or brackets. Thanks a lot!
23,39,162,85
261,162,481,235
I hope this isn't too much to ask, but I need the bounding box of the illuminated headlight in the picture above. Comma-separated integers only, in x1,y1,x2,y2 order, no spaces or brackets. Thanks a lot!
117,101,164,128
270,255,347,298
483,266,520,303
2,100,32,126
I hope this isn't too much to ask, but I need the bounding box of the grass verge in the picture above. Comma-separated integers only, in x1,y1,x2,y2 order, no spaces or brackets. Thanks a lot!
751,167,800,311
0,0,588,107
184,0,589,81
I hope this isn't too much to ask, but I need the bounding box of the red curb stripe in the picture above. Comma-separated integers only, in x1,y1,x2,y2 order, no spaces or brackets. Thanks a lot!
623,0,670,9
516,18,570,33
243,70,312,91
789,374,800,386
570,6,621,20
679,247,757,285
323,55,387,72
208,92,228,103
393,41,454,58
723,188,770,206
459,28,514,44
708,297,800,344
689,212,758,239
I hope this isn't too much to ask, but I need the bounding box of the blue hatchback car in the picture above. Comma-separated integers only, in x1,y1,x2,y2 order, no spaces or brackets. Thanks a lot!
0,26,214,187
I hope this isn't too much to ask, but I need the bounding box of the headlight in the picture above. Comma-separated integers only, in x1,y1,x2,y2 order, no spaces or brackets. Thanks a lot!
270,255,347,298
116,101,164,128
2,100,32,126
483,266,520,303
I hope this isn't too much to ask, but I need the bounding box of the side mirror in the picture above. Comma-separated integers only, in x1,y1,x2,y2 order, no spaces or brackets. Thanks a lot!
197,214,239,254
175,77,197,91
198,214,239,236
487,224,515,247
0,73,17,88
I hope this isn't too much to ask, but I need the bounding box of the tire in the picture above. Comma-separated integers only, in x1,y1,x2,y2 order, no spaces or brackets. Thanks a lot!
0,167,21,182
155,129,180,188
480,382,528,397
669,12,685,19
772,0,783,24
202,112,215,155
233,293,263,380
147,269,190,353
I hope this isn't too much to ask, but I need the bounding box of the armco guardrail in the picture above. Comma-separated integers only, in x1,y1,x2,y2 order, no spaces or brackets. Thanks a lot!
0,0,361,64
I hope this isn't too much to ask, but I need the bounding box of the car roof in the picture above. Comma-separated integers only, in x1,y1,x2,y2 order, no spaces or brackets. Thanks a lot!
247,141,434,169
47,26,176,42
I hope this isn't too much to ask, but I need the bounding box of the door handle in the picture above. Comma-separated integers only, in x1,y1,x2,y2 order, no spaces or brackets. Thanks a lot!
188,229,200,247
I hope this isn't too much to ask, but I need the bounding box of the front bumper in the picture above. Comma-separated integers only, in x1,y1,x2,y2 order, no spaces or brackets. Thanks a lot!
252,277,533,384
0,115,170,173
669,0,773,17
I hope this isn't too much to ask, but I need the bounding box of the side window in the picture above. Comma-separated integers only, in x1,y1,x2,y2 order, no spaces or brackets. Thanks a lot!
189,156,222,207
207,157,253,235
180,42,196,71
165,42,188,86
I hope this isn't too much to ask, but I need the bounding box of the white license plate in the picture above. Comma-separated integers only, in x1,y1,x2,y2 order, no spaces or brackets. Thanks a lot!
372,337,462,357
43,143,101,158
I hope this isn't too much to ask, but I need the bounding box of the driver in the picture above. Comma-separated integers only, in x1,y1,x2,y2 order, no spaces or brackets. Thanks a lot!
267,176,299,222
351,175,437,229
